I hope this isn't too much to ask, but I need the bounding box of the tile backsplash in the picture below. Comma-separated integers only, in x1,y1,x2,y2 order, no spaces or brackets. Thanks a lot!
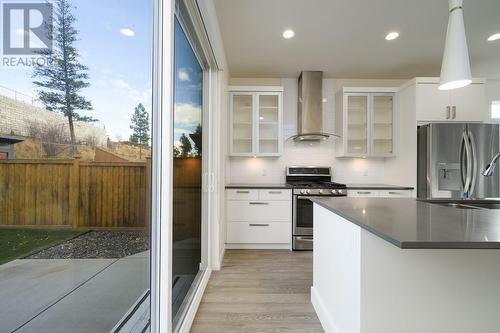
227,140,386,184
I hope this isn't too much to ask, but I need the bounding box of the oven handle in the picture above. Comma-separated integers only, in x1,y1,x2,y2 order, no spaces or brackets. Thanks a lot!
297,196,328,200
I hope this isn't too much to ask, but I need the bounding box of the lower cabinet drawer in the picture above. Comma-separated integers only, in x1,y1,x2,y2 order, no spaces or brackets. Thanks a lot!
226,222,291,244
379,190,412,197
347,190,380,197
227,200,291,222
258,189,291,201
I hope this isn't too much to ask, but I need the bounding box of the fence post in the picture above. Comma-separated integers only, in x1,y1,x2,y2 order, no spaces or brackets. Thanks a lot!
145,157,152,234
69,156,80,229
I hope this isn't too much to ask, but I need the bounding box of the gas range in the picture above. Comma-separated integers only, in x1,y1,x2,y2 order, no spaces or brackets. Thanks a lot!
286,166,347,251
286,167,347,196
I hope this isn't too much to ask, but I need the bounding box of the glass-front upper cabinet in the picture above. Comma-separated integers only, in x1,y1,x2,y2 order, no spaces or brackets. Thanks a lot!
229,87,283,157
345,94,369,155
231,93,255,155
337,88,396,157
372,94,395,155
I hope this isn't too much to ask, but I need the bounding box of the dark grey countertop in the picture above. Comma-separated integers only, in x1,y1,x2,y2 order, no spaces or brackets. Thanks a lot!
310,197,500,249
346,184,414,190
225,183,292,189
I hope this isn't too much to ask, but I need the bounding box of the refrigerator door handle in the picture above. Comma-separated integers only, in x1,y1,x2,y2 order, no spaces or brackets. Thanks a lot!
468,131,477,197
459,134,467,191
462,130,473,198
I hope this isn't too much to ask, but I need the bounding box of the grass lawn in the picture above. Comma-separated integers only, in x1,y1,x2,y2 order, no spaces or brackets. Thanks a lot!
0,229,84,265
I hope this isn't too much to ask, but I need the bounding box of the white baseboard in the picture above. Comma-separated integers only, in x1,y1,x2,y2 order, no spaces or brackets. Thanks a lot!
225,243,291,250
177,268,212,333
311,286,338,333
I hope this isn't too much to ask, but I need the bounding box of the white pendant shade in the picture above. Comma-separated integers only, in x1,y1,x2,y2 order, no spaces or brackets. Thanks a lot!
439,0,472,90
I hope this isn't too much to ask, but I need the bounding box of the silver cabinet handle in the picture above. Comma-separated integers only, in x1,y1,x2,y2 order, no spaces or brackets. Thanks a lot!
357,191,371,194
388,191,401,195
249,202,269,205
446,106,451,119
249,223,269,227
451,106,456,119
268,191,282,194
236,190,250,194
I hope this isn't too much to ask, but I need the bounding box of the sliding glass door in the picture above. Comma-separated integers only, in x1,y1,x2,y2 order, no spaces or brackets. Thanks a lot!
172,15,208,328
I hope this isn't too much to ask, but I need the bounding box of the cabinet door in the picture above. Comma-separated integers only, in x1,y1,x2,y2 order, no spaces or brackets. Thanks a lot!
416,83,451,121
257,93,281,155
345,93,369,156
230,93,255,155
371,94,395,156
451,83,486,122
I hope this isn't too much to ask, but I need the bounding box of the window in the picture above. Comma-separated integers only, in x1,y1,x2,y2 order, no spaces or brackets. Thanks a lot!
491,101,500,120
0,0,153,332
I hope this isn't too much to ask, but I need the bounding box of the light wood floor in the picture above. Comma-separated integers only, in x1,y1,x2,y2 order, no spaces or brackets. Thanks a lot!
191,250,324,333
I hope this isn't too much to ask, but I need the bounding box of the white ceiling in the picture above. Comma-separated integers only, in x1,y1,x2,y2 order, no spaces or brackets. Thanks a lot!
213,0,500,79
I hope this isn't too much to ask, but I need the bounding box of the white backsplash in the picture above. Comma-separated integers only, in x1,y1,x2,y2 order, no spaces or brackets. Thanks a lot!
227,140,385,184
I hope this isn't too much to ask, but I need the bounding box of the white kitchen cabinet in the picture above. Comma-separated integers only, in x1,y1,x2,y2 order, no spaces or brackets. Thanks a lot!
336,87,397,158
226,188,292,249
347,189,412,198
229,86,283,157
347,189,380,197
414,78,486,122
378,189,412,197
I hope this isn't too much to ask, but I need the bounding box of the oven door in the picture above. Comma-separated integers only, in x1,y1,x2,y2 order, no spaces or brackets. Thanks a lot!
293,195,316,236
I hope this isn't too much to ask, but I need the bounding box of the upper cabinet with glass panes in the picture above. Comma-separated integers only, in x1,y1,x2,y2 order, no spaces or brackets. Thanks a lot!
335,87,397,158
229,86,283,157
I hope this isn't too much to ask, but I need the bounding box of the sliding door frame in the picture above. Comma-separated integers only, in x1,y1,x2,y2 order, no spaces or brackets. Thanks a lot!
150,0,219,332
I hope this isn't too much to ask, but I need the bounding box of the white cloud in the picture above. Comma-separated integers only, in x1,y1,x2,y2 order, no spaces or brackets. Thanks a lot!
120,28,135,37
178,69,190,82
174,103,201,127
174,128,192,135
112,79,151,104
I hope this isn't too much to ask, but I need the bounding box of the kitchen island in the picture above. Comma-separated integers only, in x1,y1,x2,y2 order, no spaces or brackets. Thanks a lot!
310,197,500,333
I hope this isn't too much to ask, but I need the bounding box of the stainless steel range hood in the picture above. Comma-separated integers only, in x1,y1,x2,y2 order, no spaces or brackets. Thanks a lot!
290,71,340,141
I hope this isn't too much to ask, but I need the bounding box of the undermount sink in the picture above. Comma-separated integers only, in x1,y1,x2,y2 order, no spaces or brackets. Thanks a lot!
420,199,500,210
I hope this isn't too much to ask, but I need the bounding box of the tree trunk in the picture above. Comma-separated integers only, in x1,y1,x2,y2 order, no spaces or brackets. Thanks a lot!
68,114,76,153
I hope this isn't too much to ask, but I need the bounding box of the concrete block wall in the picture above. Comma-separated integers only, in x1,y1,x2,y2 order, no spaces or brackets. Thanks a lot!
0,95,107,146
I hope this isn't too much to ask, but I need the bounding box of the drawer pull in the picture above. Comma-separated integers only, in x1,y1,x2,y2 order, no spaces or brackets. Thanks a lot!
236,190,250,194
357,191,371,194
388,191,400,195
268,191,282,194
249,202,269,205
249,223,269,227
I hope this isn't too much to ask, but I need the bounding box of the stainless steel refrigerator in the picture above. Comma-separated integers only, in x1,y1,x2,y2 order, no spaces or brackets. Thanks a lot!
417,123,500,199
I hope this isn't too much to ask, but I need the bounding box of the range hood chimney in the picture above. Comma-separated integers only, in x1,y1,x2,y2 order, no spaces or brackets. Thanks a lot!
290,71,340,141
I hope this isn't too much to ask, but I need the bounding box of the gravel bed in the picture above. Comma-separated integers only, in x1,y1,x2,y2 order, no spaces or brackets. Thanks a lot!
26,231,150,259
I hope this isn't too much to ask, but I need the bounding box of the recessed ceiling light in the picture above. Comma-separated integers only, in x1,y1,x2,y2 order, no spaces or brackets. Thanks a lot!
282,29,294,39
488,33,500,41
385,32,399,41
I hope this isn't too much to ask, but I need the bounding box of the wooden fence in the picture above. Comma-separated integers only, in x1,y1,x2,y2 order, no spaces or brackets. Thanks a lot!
0,158,151,230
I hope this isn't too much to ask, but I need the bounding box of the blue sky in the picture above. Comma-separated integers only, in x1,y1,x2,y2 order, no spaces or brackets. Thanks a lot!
0,0,154,140
174,17,202,147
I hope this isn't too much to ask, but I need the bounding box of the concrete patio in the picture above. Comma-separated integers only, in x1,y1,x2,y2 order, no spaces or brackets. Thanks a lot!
0,251,149,333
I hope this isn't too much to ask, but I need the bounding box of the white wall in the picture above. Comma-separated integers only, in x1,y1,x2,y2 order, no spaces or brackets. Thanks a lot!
226,77,405,185
486,79,500,120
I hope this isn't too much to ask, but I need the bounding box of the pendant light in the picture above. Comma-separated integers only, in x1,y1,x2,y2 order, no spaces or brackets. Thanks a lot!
439,0,472,90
